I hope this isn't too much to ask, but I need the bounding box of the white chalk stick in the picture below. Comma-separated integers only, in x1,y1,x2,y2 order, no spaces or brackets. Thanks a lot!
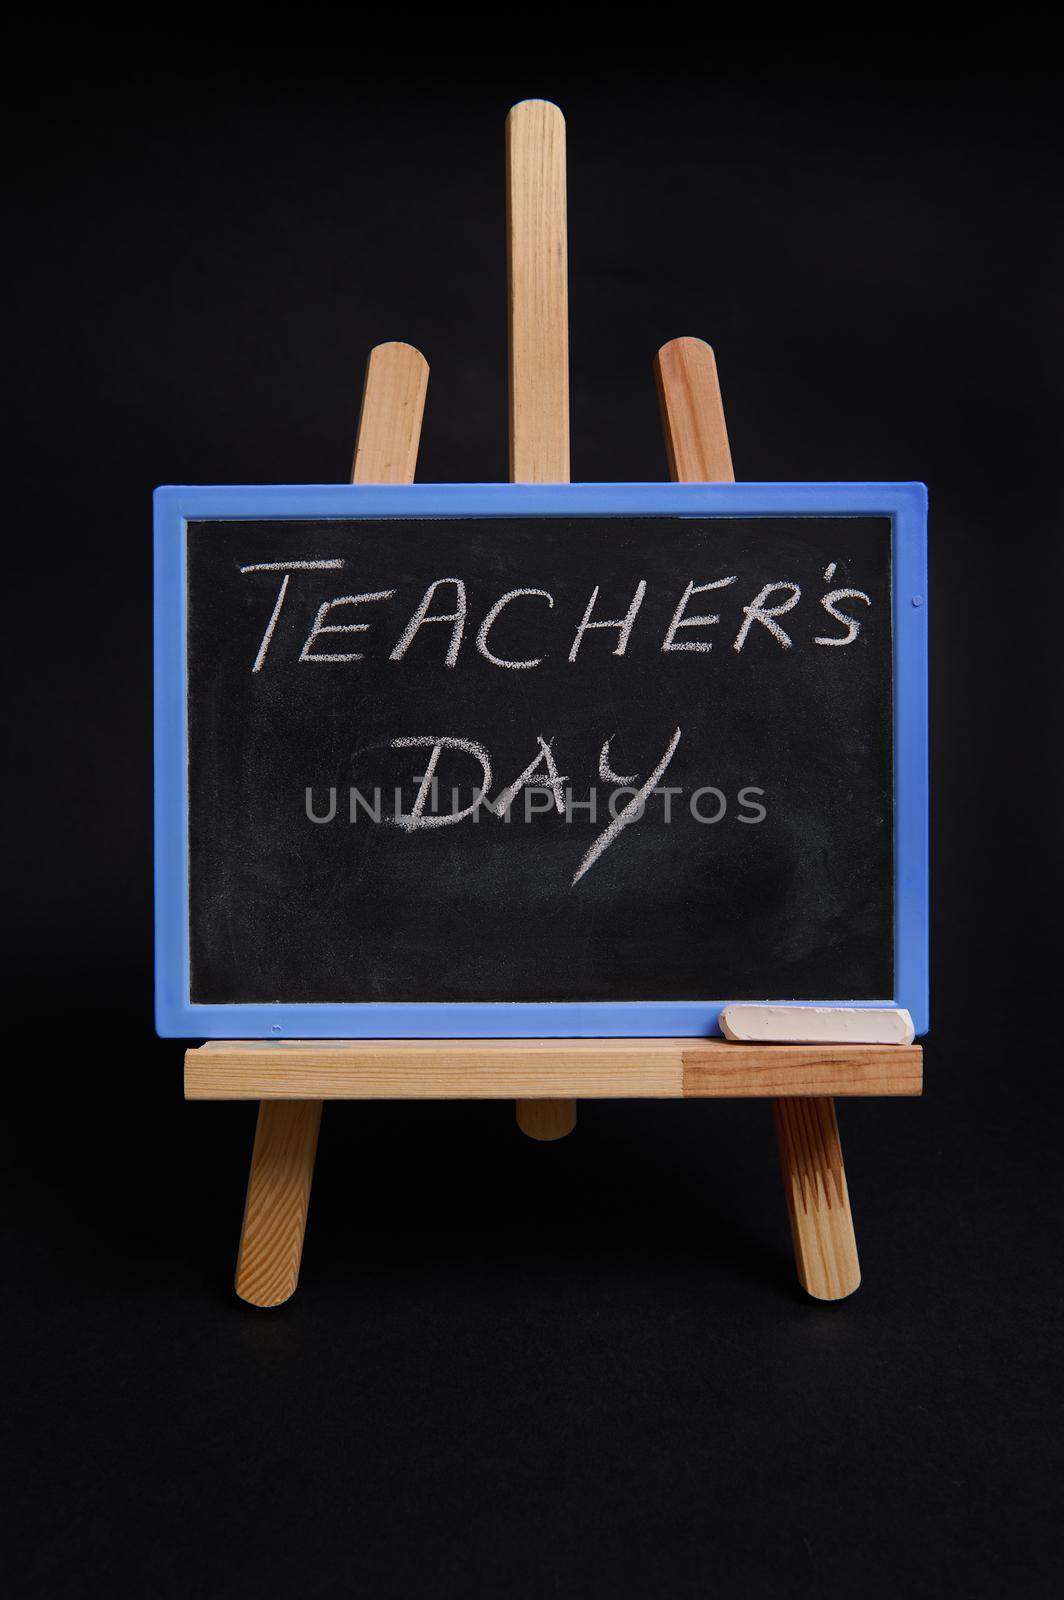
719,1005,915,1045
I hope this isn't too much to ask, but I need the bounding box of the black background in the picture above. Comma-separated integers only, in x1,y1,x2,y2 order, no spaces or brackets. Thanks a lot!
186,515,893,1006
4,40,1062,1600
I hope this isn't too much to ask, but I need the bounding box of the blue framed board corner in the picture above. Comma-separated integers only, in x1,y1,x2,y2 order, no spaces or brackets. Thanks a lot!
154,481,928,1039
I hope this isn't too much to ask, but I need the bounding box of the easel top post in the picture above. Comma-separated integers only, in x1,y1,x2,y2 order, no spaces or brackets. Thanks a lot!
507,98,574,1139
507,100,570,484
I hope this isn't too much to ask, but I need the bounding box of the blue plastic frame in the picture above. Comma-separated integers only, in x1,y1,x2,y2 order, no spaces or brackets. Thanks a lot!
154,482,928,1039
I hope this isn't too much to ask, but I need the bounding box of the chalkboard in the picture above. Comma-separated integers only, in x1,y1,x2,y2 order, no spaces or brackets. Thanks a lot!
154,483,928,1037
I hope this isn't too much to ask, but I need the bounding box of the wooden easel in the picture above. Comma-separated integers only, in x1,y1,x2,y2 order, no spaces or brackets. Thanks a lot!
187,101,922,1307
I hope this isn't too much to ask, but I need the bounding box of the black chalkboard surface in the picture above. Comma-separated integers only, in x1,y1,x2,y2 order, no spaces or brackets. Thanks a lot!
184,512,893,1009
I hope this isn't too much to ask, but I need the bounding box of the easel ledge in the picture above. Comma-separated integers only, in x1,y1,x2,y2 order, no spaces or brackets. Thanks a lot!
185,1039,922,1101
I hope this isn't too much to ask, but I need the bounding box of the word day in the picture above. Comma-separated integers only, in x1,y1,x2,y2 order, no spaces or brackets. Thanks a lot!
240,559,872,672
305,728,765,885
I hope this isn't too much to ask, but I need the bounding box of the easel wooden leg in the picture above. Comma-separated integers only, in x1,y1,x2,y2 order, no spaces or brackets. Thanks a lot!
773,1099,860,1300
232,339,428,1305
235,1101,322,1307
655,335,862,1301
508,100,576,1144
351,340,429,485
515,1099,577,1141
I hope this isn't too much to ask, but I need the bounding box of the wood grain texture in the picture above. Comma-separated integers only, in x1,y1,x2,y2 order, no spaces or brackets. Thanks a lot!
351,341,428,484
655,330,861,1300
186,1039,922,1100
655,337,733,482
515,1099,584,1140
234,336,429,1306
507,98,575,1140
507,100,569,484
681,1045,920,1098
234,1100,322,1307
772,1098,861,1300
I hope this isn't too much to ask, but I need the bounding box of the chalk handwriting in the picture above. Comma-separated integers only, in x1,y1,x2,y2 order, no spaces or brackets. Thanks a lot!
733,583,802,652
815,587,871,646
598,738,637,786
573,728,682,884
492,737,568,818
661,577,737,652
390,579,467,667
241,559,346,672
475,588,554,668
241,565,873,670
390,737,492,830
300,591,397,663
568,581,647,661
